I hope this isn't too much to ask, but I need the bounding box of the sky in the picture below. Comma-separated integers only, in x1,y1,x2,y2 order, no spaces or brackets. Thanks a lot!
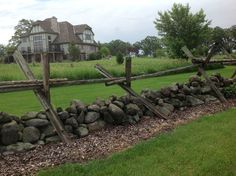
0,0,235,45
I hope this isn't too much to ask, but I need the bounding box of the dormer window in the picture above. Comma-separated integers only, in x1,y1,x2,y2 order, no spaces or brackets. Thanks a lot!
85,34,91,40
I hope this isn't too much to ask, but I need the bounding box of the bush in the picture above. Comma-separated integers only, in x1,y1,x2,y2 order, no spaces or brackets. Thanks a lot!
96,51,102,60
88,53,97,60
116,52,124,64
222,84,236,98
154,49,166,58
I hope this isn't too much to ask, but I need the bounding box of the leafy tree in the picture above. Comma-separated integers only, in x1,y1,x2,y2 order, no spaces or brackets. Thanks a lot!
154,3,211,58
9,19,34,47
100,46,110,58
134,36,162,56
116,52,124,64
105,40,131,56
0,44,5,63
68,43,80,61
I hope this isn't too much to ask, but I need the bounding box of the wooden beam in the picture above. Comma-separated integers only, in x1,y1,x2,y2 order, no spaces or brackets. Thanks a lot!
95,64,167,119
41,53,50,102
181,46,195,60
13,50,70,143
231,70,236,78
198,67,227,103
125,57,132,88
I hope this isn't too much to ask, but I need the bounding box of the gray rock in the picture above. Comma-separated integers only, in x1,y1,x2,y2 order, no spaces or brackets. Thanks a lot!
186,95,204,106
45,136,60,144
166,98,183,108
1,120,19,145
41,125,56,137
162,103,174,112
160,88,171,97
74,127,89,137
65,117,78,128
70,99,86,111
37,140,45,145
87,120,106,132
156,105,172,116
113,101,124,109
21,112,38,121
201,86,211,94
189,75,201,83
58,111,70,121
182,85,191,94
170,85,178,93
126,103,140,116
22,127,40,143
191,81,200,87
37,113,47,119
0,112,12,124
108,103,125,124
65,106,77,114
84,112,100,124
197,95,218,103
6,142,35,152
102,111,114,124
64,125,73,133
25,119,49,128
88,104,100,112
76,111,85,124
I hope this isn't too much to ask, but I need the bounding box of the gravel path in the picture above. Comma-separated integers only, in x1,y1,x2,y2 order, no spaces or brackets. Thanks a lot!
1,99,236,176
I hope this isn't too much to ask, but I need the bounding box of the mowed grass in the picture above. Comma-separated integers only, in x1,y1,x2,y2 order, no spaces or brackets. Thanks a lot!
38,108,236,176
0,66,234,116
0,57,189,81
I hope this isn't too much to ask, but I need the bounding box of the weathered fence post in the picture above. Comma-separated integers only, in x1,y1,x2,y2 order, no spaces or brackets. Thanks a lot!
125,56,132,88
41,53,50,103
13,50,70,143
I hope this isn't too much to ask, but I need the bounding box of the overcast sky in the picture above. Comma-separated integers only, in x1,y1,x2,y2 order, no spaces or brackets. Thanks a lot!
0,0,235,45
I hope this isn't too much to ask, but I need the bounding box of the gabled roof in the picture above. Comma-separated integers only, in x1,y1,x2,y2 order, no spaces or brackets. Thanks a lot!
74,24,94,35
54,22,82,44
33,20,56,33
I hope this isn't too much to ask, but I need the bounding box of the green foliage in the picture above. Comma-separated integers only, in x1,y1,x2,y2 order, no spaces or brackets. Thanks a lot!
88,53,97,60
100,46,110,58
116,52,124,64
222,84,236,98
68,43,80,61
104,40,131,56
9,19,34,47
154,3,211,58
154,48,166,58
134,36,162,56
38,108,236,176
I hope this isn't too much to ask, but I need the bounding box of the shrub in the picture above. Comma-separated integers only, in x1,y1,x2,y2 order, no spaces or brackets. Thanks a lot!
68,42,80,61
116,52,124,64
222,84,236,98
96,51,102,60
88,53,97,60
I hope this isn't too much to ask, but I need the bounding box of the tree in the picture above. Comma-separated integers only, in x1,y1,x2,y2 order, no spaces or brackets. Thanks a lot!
105,40,131,56
9,19,34,47
68,43,80,61
154,3,211,58
116,52,124,64
0,44,5,63
134,36,162,56
100,46,110,58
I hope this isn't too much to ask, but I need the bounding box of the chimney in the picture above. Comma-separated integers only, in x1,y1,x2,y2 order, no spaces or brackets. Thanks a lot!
50,16,60,33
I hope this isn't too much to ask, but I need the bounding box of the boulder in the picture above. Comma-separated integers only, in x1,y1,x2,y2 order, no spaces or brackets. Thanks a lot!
25,119,49,128
58,111,70,121
170,85,179,93
186,95,204,106
102,111,114,124
76,111,85,124
1,120,20,145
41,125,56,137
113,100,124,109
182,85,191,94
0,112,12,124
198,95,218,103
6,142,35,152
108,103,125,124
160,88,171,97
45,136,60,144
189,75,201,83
87,120,106,132
64,125,73,133
126,103,140,116
162,103,174,112
65,106,77,114
201,86,211,94
37,113,47,119
22,127,40,143
156,105,172,116
191,81,200,87
70,99,86,111
166,98,183,108
74,127,89,137
88,104,100,112
127,114,140,125
84,112,100,124
65,117,78,128
21,112,38,121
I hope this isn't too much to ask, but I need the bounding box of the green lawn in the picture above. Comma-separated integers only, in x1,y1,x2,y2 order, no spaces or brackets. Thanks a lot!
0,57,189,81
38,108,236,176
0,66,234,116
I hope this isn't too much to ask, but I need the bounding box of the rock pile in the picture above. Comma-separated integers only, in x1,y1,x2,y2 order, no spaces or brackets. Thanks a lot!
0,73,234,153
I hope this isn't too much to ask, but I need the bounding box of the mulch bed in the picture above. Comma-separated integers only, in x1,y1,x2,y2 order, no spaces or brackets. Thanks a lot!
1,99,236,176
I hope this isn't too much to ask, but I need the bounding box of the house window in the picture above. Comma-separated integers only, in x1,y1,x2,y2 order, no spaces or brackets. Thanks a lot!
33,35,43,52
85,34,91,40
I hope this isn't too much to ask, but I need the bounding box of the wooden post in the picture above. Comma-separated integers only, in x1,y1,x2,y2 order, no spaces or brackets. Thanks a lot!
41,53,51,103
231,70,236,78
125,57,131,88
198,67,227,103
13,50,70,143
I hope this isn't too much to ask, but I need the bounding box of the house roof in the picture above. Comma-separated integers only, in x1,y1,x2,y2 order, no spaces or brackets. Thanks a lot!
74,24,94,34
33,20,56,33
54,22,82,44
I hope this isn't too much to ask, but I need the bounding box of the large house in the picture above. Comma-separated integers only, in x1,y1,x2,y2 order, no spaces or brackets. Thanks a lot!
18,17,98,62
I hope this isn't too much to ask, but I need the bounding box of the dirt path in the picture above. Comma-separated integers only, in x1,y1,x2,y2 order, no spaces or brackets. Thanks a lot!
1,99,236,176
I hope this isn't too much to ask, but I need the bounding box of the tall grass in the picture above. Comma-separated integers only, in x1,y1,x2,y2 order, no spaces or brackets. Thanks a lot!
0,57,190,81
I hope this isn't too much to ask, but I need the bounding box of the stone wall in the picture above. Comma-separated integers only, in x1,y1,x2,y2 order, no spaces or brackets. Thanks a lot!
0,73,234,153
